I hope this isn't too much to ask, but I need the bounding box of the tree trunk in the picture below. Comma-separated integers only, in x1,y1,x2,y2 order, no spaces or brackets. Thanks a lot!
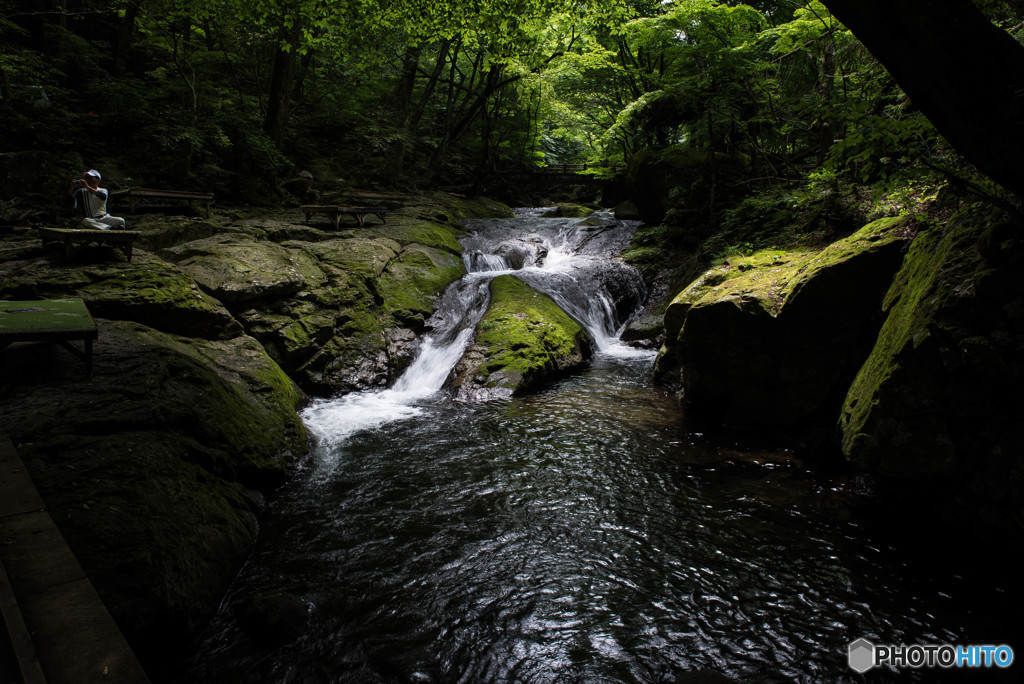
821,0,1024,199
393,44,422,127
114,0,141,76
410,41,452,129
263,20,302,145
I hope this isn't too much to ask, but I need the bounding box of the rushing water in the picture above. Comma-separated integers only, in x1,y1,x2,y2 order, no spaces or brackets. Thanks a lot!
180,211,1018,683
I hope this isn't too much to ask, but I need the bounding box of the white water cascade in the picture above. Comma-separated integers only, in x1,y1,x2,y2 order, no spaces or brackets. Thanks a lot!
301,210,648,452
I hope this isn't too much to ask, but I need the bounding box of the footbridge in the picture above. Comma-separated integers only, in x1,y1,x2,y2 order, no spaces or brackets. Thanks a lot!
512,164,623,186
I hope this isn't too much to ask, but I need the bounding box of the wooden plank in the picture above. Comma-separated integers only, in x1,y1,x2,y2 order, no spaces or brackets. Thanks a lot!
0,437,150,684
1,557,47,684
0,439,46,519
0,438,47,684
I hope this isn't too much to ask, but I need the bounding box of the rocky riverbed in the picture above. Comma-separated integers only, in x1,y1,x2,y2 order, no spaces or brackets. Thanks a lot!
0,192,520,663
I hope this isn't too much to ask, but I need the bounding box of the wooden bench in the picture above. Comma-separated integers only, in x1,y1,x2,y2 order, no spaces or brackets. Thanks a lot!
301,205,387,229
340,190,410,204
114,188,215,218
0,298,99,377
38,227,143,263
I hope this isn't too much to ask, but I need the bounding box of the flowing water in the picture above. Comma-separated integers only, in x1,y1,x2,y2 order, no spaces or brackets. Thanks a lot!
180,211,1018,683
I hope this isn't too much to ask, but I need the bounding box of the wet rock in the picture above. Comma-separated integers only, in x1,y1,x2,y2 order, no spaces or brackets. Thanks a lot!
541,203,597,218
620,310,664,348
385,326,419,375
378,244,465,329
450,275,593,400
269,233,464,392
497,239,547,269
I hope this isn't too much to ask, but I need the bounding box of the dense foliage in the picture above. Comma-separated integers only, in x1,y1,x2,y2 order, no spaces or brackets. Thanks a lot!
2,0,1022,215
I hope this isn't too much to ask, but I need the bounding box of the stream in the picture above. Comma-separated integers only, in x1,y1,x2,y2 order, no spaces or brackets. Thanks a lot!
180,210,1017,683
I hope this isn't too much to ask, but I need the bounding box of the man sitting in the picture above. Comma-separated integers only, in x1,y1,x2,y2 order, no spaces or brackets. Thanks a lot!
66,169,126,229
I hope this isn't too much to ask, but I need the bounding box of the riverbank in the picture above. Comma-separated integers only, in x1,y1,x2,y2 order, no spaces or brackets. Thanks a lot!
0,191,512,667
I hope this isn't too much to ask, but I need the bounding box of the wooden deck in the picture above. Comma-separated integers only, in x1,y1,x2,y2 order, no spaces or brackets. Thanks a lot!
38,227,142,263
301,205,387,229
0,299,99,377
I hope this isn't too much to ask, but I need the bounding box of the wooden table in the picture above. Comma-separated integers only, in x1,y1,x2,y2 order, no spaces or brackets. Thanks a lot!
115,188,215,218
0,299,99,376
301,205,387,229
38,227,142,263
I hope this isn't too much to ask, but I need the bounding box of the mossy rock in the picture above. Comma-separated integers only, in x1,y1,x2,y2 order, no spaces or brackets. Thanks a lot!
0,319,306,658
542,203,597,218
0,249,241,339
450,275,593,400
133,215,230,251
258,237,466,392
296,325,391,393
158,232,327,306
428,191,514,220
299,236,400,279
840,211,1024,497
614,200,642,221
377,244,466,330
661,217,909,444
357,215,465,253
234,299,337,370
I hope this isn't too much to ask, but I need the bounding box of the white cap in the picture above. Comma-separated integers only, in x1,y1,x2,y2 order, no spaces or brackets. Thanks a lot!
86,169,101,179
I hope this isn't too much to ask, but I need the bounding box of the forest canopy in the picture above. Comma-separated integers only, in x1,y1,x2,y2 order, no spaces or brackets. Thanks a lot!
2,0,1022,213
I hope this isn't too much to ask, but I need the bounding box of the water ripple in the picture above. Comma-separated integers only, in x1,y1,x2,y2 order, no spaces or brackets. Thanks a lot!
178,355,1017,684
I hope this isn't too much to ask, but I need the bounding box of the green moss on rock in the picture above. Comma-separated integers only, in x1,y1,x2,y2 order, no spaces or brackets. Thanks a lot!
659,217,909,443
840,212,1024,481
377,245,465,330
159,232,327,305
451,275,592,399
0,319,306,657
0,250,242,339
542,203,597,218
359,216,466,253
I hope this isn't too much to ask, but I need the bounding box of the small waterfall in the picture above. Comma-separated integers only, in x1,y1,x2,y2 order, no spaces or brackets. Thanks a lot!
302,210,648,450
462,251,511,273
302,275,492,449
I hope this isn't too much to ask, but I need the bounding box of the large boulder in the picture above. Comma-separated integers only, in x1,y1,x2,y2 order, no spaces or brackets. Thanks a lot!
450,275,593,400
260,234,465,393
158,232,327,306
660,217,909,445
0,319,306,661
839,211,1024,530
